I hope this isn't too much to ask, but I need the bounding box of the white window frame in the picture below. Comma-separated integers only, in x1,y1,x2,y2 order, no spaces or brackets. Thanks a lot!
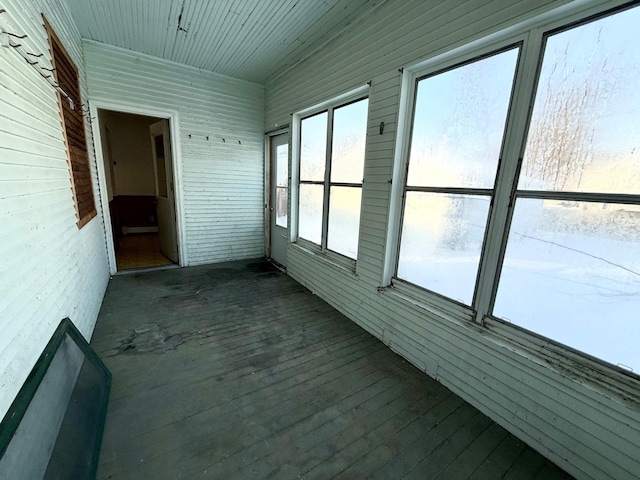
384,0,640,381
292,86,370,269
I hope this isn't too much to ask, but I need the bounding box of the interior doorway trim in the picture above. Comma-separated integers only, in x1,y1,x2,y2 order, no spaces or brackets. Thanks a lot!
90,100,187,274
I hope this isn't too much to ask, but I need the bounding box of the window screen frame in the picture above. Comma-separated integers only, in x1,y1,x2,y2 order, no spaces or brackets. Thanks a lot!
393,44,522,310
387,0,640,380
43,16,97,229
295,91,370,266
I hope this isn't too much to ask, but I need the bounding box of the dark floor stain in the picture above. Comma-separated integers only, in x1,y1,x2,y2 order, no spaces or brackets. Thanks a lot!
116,323,183,354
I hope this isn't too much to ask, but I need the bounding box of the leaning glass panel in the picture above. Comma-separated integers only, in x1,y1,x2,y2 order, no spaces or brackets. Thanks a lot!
407,48,519,189
298,184,323,245
397,192,491,305
519,6,640,194
300,112,328,182
331,98,369,184
327,186,362,259
493,199,640,371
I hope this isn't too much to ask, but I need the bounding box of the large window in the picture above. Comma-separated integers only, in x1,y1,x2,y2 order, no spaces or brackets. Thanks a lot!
397,48,520,304
298,96,369,260
396,4,640,373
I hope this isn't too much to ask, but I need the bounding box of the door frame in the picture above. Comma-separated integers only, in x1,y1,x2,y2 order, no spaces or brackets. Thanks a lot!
264,127,289,261
90,100,187,274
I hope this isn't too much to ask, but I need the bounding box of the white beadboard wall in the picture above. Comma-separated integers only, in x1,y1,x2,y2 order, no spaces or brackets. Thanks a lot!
0,0,110,419
265,1,640,480
82,40,265,266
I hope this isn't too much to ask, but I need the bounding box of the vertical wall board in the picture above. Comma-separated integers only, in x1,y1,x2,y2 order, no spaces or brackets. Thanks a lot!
0,0,110,421
82,40,265,266
266,0,640,479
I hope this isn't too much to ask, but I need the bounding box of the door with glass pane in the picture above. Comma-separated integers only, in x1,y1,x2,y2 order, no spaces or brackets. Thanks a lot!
270,133,289,267
150,119,178,264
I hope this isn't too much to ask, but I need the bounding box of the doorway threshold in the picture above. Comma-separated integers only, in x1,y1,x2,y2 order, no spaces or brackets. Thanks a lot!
268,258,286,273
115,264,180,276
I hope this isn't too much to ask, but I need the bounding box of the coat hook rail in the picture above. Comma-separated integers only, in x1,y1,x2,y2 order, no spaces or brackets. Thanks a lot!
0,6,93,124
6,31,27,39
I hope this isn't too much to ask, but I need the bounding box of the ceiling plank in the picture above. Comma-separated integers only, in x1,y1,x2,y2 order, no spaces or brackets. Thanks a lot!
65,0,383,84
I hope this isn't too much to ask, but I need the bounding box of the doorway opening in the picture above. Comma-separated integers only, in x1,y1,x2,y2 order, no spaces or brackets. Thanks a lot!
97,109,179,271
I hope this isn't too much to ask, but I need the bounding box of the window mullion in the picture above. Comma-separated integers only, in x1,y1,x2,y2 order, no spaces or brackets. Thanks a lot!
472,30,545,323
321,107,334,251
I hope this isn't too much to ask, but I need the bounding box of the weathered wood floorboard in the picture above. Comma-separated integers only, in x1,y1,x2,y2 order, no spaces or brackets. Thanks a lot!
93,259,574,480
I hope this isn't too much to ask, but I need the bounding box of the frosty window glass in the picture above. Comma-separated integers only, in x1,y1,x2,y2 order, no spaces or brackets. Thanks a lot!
397,48,519,304
298,184,323,245
298,112,327,243
494,7,640,372
327,98,368,259
275,143,288,228
327,186,363,258
297,96,369,260
494,200,640,369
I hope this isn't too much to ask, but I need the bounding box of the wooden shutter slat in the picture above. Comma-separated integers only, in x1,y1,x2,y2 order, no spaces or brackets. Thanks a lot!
45,17,96,229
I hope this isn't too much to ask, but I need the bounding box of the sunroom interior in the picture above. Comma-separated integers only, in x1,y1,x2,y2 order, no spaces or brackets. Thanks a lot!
1,0,639,479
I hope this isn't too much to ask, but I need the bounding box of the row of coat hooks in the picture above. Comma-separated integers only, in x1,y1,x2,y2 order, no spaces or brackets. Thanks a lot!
187,133,243,145
0,8,94,124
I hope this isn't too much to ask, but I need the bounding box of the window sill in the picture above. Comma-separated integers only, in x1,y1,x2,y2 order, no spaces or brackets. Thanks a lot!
291,240,358,278
483,315,640,404
380,279,640,406
380,278,475,326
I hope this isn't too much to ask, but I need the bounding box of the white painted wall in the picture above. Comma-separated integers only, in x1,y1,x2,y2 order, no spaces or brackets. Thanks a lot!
265,1,640,480
0,0,109,420
83,41,266,266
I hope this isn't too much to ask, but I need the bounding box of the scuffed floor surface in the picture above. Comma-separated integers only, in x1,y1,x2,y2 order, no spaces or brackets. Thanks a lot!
92,259,574,480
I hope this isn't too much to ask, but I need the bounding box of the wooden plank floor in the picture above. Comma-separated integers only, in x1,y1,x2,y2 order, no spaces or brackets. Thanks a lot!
92,259,574,480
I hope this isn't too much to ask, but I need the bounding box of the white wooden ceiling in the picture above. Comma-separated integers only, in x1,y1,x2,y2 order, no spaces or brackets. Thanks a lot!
66,0,380,84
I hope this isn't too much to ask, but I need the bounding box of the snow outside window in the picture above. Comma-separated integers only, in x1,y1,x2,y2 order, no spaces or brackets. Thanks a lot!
397,48,520,305
493,7,640,372
396,4,640,374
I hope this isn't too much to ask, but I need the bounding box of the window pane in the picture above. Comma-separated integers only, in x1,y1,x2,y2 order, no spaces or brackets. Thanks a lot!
331,98,369,183
327,186,362,259
154,135,167,197
494,199,640,371
276,144,288,187
275,187,287,228
407,48,519,188
300,112,327,181
520,7,640,193
298,184,323,244
397,192,491,304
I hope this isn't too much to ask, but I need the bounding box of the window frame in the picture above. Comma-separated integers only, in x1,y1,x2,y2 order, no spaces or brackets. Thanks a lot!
43,16,96,229
294,87,370,267
394,43,522,309
385,0,640,380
